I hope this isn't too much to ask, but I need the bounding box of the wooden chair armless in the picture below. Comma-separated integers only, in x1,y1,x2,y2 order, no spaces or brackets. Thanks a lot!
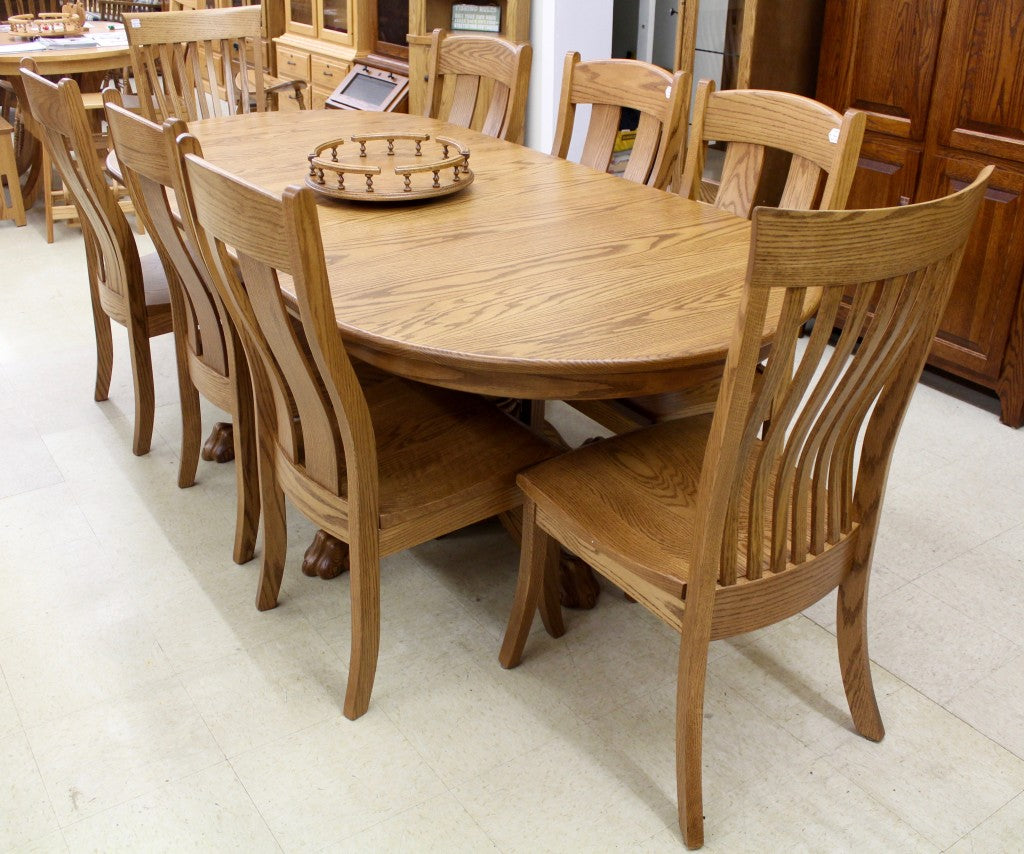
501,167,992,849
423,27,531,144
178,148,559,720
551,52,689,191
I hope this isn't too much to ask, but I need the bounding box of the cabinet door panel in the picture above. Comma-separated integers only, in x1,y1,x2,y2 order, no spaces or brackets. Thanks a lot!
930,0,1024,164
845,136,921,209
918,154,1024,382
817,0,944,140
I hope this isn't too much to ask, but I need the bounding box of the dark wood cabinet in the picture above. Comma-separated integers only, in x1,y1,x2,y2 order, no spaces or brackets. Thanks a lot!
818,0,1024,426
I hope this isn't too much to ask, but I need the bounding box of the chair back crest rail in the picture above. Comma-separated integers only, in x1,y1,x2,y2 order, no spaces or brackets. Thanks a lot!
552,52,689,190
125,5,266,123
690,169,992,631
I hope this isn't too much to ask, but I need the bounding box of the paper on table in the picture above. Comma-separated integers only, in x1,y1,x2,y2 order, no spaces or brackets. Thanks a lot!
90,31,129,46
39,36,100,49
0,41,47,54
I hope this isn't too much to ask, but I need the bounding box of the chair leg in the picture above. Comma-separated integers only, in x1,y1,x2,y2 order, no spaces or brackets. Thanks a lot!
500,498,562,669
836,561,885,742
255,435,287,611
125,319,156,456
675,632,711,850
88,279,113,403
343,528,381,720
174,348,202,490
230,375,260,565
43,147,55,244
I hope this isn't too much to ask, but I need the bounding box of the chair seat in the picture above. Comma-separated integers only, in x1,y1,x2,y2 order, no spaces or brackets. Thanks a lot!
308,376,559,533
518,416,713,599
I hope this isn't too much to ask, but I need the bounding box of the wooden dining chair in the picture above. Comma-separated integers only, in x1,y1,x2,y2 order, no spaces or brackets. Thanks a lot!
551,52,689,190
574,84,868,433
500,168,992,849
124,5,304,123
21,68,175,455
422,27,532,144
681,80,867,217
103,92,259,563
178,150,558,720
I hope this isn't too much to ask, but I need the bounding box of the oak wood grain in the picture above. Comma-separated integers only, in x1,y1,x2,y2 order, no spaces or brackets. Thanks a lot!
184,109,755,401
500,169,992,849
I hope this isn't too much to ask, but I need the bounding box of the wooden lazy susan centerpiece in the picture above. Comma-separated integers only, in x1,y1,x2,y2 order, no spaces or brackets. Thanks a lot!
6,2,86,37
306,132,472,202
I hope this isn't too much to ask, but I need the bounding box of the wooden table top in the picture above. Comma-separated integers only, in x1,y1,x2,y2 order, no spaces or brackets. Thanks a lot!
0,23,128,76
187,109,755,400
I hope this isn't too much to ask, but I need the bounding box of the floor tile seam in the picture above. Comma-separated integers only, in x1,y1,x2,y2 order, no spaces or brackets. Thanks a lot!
900,577,1024,666
0,658,29,734
821,681,1024,836
50,751,232,835
13,665,189,735
940,786,1024,850
814,723,953,851
180,666,346,762
218,759,288,854
380,686,587,797
941,698,1024,766
4,725,64,846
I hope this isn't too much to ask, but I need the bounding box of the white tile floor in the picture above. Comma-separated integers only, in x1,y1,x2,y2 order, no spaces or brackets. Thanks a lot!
2,207,1024,852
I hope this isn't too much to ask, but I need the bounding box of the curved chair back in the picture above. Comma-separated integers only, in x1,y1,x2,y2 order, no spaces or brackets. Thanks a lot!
551,53,689,190
502,166,993,848
423,27,531,144
103,93,259,562
21,69,140,329
20,66,172,455
680,81,867,217
124,5,266,122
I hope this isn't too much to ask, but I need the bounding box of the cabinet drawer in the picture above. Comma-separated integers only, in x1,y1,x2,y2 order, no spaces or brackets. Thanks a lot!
311,57,349,90
276,46,310,81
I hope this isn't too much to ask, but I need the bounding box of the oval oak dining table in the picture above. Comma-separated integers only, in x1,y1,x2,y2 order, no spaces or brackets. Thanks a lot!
129,108,766,603
184,109,757,402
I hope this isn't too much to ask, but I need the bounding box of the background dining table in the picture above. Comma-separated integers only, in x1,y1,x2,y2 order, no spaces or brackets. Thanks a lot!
1,20,129,201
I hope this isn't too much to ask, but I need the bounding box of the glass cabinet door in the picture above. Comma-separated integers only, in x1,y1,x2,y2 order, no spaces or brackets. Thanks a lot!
286,0,315,35
319,0,352,44
375,0,408,58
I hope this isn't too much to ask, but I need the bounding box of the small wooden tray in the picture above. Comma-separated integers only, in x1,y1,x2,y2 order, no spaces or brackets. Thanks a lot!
306,132,473,203
7,3,86,37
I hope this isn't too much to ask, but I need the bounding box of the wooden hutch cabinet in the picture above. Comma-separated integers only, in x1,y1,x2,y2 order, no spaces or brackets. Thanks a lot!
274,0,408,108
406,0,530,115
817,0,1024,427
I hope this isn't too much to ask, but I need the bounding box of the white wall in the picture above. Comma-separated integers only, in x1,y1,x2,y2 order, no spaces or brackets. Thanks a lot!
525,0,615,155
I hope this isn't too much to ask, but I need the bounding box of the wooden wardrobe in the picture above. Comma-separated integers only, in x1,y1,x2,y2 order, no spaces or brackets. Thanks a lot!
817,0,1024,427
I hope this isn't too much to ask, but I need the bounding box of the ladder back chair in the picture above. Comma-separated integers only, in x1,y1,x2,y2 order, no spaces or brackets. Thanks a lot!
103,92,259,564
21,68,175,455
179,152,558,720
575,85,868,433
124,5,301,123
501,168,993,849
551,52,689,191
423,27,532,144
